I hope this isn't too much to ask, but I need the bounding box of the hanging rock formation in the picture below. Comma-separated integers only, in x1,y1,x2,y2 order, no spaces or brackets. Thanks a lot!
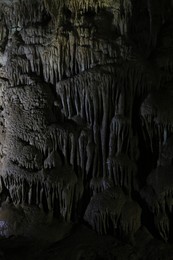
0,0,173,257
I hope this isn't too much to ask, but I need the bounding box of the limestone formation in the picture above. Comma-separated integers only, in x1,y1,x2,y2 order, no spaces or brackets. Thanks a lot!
0,0,173,258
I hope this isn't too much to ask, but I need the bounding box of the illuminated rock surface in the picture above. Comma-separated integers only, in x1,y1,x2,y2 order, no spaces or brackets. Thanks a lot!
0,0,173,259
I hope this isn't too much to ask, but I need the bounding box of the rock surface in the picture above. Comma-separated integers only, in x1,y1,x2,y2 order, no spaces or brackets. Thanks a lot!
0,0,173,258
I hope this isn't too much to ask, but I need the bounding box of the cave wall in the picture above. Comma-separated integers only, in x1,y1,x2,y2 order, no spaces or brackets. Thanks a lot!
0,0,173,243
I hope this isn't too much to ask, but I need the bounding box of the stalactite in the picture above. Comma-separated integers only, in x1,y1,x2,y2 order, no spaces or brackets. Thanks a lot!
154,212,170,242
119,200,141,240
84,187,128,234
0,0,172,246
0,165,83,223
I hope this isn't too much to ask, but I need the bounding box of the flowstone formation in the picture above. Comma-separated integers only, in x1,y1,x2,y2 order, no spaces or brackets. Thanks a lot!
0,0,172,248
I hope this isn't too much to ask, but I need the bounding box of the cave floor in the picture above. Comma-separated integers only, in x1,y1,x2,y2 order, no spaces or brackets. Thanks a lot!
0,224,173,260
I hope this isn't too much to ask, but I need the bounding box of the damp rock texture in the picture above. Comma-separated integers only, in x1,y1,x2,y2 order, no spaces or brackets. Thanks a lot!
0,0,173,248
